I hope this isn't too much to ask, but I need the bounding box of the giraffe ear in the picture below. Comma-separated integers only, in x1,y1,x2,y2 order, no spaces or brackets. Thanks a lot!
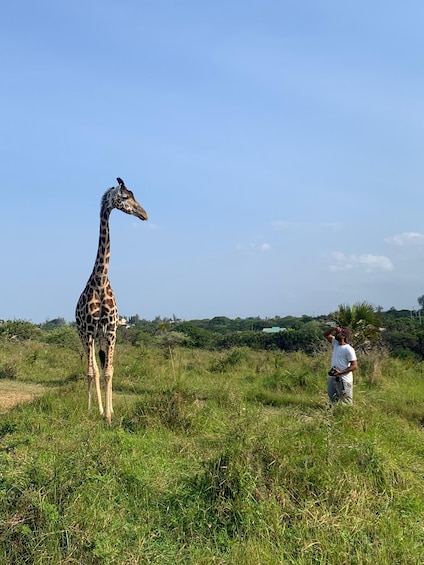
117,177,125,187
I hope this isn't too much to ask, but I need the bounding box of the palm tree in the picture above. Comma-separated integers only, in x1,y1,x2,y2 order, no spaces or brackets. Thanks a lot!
332,301,381,350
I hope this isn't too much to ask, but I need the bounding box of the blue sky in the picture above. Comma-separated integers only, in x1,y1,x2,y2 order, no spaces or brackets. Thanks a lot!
2,1,424,323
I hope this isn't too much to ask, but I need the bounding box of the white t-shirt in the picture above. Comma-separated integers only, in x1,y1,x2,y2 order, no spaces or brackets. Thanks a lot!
331,337,357,380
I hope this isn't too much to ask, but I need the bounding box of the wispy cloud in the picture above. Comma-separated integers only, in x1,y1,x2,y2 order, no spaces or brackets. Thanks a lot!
272,220,341,231
131,221,158,230
329,252,394,272
236,242,271,252
271,220,303,231
385,232,424,246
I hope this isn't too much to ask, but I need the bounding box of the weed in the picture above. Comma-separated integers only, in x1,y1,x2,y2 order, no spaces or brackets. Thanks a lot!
0,363,18,379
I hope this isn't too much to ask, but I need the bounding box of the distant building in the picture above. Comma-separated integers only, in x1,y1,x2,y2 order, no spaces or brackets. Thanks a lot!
262,327,286,333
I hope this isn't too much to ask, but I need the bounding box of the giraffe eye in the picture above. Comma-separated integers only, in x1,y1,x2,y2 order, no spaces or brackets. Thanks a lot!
120,188,132,200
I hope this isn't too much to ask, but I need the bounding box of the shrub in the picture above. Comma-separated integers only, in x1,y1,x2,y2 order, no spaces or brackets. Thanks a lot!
210,347,251,373
0,363,18,379
43,326,82,354
0,320,42,341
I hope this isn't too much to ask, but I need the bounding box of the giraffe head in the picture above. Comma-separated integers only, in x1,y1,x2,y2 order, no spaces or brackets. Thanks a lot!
103,177,148,221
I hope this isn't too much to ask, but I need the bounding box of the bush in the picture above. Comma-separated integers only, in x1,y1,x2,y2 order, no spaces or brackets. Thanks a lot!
43,326,82,354
0,320,42,341
174,322,213,348
210,347,251,373
0,363,18,379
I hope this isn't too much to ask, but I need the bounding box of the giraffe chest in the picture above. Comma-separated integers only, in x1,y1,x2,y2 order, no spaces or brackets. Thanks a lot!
76,284,118,337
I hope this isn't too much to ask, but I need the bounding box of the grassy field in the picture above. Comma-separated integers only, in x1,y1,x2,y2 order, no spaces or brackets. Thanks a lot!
0,340,424,564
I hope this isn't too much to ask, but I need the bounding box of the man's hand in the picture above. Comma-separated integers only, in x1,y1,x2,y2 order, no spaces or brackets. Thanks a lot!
323,326,337,342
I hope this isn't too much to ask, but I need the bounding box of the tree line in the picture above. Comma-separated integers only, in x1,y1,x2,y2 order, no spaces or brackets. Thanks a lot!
2,301,424,359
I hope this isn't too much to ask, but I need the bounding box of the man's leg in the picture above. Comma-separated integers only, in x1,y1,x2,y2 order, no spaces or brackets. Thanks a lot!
327,376,339,404
340,378,353,405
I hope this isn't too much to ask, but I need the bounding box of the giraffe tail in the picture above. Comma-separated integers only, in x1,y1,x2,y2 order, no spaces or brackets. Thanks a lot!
99,349,106,369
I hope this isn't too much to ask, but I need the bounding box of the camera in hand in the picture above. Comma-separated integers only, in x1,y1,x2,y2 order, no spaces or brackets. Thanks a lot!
328,366,338,377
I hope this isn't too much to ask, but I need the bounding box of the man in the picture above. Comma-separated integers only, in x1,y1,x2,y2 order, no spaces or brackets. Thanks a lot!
323,326,358,405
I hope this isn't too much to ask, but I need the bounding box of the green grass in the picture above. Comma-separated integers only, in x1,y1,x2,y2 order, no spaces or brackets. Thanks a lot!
0,343,423,564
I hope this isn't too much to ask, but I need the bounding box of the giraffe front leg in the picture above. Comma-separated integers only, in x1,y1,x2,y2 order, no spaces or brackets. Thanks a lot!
104,370,113,425
93,357,104,416
103,341,115,424
88,340,104,416
87,341,94,411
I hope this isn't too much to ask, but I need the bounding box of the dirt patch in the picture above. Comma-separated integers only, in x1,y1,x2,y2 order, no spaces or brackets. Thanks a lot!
0,381,47,414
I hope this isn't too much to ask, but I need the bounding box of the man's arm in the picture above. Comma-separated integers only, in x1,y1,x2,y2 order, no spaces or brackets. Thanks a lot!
323,326,338,343
335,359,358,376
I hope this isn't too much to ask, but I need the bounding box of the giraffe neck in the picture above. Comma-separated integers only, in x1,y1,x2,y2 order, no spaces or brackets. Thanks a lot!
91,205,112,285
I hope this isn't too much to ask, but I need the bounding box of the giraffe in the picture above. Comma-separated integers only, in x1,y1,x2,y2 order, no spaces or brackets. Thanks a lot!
75,177,148,424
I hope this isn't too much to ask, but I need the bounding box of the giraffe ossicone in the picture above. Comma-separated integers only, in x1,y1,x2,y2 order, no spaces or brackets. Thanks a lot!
75,177,148,424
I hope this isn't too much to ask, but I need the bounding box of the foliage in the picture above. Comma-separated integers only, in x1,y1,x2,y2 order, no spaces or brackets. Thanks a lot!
43,325,82,354
3,305,424,359
0,320,42,341
174,322,213,348
0,363,18,379
0,339,82,386
210,346,251,372
117,325,155,347
332,302,381,350
383,331,418,359
39,317,67,331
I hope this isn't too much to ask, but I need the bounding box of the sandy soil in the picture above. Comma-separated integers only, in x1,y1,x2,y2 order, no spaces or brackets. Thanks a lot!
0,381,47,414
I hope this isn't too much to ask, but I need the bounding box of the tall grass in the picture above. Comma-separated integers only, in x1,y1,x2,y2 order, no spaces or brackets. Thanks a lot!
0,342,423,563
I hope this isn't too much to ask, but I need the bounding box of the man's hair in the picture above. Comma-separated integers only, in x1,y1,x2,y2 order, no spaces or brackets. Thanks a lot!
341,327,350,341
